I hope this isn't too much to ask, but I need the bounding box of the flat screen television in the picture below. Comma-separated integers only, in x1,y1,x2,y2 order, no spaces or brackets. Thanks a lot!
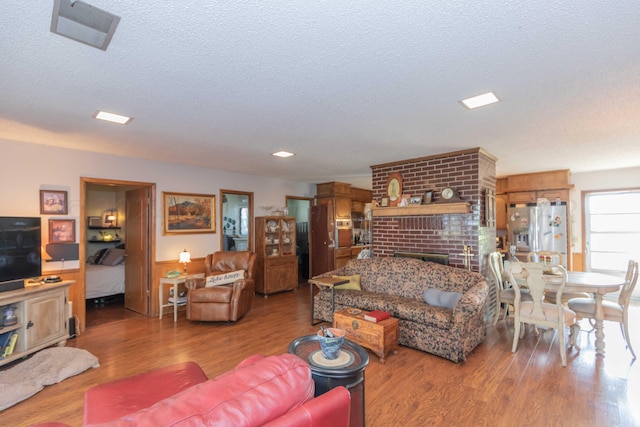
0,216,42,292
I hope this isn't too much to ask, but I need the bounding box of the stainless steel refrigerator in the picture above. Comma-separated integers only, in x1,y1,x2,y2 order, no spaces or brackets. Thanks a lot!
508,202,568,267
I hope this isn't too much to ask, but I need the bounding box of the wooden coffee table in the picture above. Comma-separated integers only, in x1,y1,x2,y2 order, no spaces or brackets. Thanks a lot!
333,308,399,364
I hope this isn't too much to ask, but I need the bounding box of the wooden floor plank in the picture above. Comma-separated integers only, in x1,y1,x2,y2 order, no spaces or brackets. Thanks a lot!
4,284,640,427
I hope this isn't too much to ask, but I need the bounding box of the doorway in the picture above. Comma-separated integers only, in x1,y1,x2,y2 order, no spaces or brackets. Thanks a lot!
220,190,254,252
81,178,154,328
286,196,312,283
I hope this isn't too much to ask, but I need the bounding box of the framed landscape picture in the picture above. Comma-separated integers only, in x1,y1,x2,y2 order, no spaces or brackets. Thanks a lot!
40,190,68,215
49,218,76,243
163,192,216,234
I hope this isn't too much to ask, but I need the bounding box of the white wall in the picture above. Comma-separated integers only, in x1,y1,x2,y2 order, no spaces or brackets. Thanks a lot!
3,140,316,266
569,166,640,252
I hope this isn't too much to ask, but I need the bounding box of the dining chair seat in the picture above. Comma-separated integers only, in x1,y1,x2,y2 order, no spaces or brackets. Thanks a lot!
567,298,623,320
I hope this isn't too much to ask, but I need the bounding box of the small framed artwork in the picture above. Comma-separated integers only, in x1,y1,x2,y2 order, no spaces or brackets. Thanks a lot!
410,195,423,205
40,190,68,215
49,219,76,243
398,194,411,207
380,197,389,207
424,190,434,204
87,216,102,228
163,192,216,234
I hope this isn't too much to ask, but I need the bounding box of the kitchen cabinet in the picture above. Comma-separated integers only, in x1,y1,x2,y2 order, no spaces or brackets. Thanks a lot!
0,281,71,367
508,192,537,204
351,200,364,214
255,217,298,296
505,169,570,192
537,189,570,202
335,197,351,219
496,195,508,230
335,248,351,269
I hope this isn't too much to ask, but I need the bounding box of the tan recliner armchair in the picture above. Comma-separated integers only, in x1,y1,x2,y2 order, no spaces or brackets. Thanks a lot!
185,251,257,322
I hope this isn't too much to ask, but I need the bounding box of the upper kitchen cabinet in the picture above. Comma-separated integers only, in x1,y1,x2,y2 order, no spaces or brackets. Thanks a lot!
504,170,571,193
501,170,573,205
316,182,352,219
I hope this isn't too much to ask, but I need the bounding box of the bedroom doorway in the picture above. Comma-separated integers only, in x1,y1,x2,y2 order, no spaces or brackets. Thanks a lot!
285,196,312,284
81,178,154,328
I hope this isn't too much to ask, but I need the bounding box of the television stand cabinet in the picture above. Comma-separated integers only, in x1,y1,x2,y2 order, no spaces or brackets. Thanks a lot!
0,280,72,367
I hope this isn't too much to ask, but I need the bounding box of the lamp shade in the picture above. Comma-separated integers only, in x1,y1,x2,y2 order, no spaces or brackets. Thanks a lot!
179,249,191,264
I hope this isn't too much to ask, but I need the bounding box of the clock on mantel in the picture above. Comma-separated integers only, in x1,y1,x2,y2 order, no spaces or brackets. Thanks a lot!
436,186,462,203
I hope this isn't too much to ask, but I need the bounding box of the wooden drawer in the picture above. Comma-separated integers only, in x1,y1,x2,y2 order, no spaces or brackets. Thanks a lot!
333,309,399,363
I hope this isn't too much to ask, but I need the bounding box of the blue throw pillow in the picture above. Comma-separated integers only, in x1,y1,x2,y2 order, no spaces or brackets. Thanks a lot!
423,288,463,309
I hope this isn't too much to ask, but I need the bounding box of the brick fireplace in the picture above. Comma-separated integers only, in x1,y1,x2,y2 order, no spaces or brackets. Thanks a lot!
370,148,496,277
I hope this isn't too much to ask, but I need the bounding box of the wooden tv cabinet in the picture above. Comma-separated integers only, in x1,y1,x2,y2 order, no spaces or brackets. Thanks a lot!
0,280,72,367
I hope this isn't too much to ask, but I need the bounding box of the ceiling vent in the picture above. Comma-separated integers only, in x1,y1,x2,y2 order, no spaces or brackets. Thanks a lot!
51,0,120,51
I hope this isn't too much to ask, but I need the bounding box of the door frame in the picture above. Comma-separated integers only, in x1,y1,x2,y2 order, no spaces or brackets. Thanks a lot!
286,196,313,281
80,177,155,327
220,189,254,252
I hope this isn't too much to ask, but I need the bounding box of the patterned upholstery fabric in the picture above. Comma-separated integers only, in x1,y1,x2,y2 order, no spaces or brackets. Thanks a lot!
313,257,489,362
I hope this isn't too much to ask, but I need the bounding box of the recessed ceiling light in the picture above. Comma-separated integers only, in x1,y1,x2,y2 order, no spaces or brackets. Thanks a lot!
94,111,132,125
460,92,499,109
272,151,295,158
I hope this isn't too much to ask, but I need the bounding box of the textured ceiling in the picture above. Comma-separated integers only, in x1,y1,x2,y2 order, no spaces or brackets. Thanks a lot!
2,1,640,189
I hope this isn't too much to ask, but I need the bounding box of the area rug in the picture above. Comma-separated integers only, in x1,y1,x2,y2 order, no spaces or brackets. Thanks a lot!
0,347,99,411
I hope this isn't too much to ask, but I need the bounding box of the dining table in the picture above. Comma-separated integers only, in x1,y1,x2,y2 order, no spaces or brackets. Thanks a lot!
543,271,625,356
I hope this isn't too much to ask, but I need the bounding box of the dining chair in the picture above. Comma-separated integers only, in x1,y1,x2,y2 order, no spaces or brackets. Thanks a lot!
527,250,591,304
506,261,577,367
567,260,638,360
489,252,532,325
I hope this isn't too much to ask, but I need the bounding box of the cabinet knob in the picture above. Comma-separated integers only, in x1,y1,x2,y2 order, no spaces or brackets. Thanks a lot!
27,320,34,329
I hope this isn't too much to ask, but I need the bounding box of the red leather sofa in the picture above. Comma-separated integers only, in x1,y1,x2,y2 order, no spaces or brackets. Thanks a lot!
32,354,350,427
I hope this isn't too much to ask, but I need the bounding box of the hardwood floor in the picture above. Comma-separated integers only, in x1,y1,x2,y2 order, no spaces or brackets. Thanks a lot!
6,284,640,427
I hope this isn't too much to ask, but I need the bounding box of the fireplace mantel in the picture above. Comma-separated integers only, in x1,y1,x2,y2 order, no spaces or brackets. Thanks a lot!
372,202,471,217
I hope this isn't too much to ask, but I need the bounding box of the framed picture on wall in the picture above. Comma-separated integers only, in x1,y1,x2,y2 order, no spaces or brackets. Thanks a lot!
410,195,423,205
163,192,216,234
40,190,68,215
49,218,76,243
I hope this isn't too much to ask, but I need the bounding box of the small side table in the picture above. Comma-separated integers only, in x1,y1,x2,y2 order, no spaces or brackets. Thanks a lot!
159,273,205,322
308,276,349,326
288,335,369,427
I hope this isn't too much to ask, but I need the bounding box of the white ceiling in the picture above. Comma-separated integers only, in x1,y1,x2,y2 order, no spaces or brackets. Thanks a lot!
2,1,640,190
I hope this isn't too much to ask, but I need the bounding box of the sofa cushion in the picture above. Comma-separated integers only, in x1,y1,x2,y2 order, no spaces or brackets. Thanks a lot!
92,354,315,427
423,289,462,309
333,274,361,290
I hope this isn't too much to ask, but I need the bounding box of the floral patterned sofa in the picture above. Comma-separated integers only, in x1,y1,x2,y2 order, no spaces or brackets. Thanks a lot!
313,257,489,362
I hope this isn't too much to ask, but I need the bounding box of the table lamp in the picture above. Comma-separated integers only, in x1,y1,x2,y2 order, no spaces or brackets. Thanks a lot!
179,249,191,274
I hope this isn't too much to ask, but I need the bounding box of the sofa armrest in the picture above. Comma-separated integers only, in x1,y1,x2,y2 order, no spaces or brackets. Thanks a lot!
452,280,489,325
263,386,351,427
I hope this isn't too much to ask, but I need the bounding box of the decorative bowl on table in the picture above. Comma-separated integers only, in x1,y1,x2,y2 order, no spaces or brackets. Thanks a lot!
317,328,345,360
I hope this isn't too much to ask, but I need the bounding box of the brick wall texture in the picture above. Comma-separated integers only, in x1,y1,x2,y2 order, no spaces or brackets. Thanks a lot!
371,148,496,276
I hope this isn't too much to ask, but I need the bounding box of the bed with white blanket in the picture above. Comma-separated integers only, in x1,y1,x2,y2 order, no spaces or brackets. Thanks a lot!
86,264,125,299
86,247,125,300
